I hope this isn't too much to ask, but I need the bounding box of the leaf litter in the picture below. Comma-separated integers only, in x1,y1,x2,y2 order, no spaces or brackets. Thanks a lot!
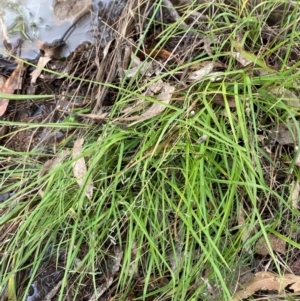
2,0,300,300
255,234,286,256
72,138,93,200
0,60,25,116
233,272,300,301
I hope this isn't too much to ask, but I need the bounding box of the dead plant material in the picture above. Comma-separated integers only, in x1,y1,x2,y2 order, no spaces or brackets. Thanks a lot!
269,87,300,108
85,80,175,124
44,280,63,301
291,180,300,209
255,234,286,256
117,80,175,125
125,55,161,78
237,205,252,253
138,48,182,64
0,61,25,116
233,271,300,301
88,247,123,301
290,257,300,274
30,37,67,85
162,0,189,30
0,10,11,50
270,122,300,145
209,93,237,107
187,61,214,82
231,39,275,73
30,56,52,85
72,138,93,200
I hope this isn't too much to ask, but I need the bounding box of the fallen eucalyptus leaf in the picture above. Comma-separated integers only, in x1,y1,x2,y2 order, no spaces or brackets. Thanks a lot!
233,271,300,301
0,61,25,116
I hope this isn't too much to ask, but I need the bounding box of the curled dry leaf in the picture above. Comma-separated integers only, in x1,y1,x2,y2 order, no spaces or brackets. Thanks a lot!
30,56,52,85
255,234,286,256
187,62,214,82
123,80,175,126
123,38,134,70
233,271,300,301
231,51,252,67
83,81,175,123
0,74,6,117
0,61,26,116
72,138,94,200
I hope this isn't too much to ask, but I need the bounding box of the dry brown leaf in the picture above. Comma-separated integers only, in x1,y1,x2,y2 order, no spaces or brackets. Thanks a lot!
83,81,174,123
231,51,252,67
190,61,225,71
187,62,214,82
72,138,93,200
30,56,52,84
123,39,134,70
0,73,6,110
255,234,286,255
119,81,175,125
89,248,123,301
139,48,182,64
44,280,63,301
233,271,300,301
0,61,25,116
